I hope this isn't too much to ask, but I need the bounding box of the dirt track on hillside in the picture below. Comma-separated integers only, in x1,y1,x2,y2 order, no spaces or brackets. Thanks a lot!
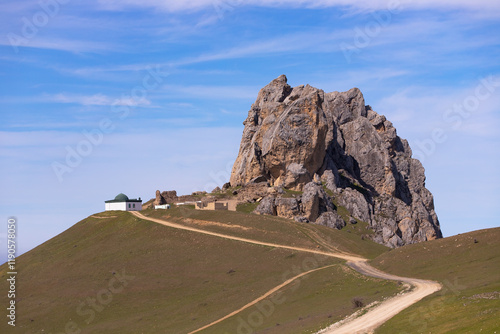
188,264,338,334
131,211,441,333
317,261,441,334
130,211,363,262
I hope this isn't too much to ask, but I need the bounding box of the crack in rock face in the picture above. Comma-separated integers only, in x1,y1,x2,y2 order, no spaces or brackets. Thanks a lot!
230,75,442,247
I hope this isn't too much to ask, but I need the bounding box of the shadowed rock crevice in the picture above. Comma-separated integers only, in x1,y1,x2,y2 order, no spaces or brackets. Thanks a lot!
230,75,442,247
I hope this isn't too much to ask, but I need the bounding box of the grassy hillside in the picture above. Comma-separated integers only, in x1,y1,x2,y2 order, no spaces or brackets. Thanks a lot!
142,205,389,259
201,265,400,334
371,227,500,333
0,210,399,334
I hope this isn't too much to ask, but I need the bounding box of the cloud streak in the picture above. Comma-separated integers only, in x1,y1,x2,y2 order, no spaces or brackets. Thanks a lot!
161,84,260,100
55,14,499,81
95,0,500,15
0,36,115,54
44,93,151,107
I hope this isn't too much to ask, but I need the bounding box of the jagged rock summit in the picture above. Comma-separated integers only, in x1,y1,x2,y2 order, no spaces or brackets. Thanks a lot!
230,75,442,247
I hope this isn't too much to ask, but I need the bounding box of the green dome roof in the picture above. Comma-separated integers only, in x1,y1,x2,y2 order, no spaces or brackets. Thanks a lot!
114,193,129,202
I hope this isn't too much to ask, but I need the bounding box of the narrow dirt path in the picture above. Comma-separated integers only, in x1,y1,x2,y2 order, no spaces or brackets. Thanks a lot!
130,211,441,334
188,264,337,334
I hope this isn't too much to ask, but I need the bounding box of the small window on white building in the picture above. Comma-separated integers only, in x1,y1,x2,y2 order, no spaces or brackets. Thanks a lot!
133,203,135,208
128,203,131,208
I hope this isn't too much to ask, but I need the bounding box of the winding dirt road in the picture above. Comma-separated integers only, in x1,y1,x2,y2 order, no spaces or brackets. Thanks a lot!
130,211,441,333
130,211,363,262
317,261,441,334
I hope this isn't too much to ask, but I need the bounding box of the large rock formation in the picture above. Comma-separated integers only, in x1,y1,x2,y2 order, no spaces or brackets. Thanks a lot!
230,75,442,247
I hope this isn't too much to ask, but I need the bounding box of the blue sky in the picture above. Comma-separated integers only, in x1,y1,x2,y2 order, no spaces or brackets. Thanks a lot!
1,0,499,261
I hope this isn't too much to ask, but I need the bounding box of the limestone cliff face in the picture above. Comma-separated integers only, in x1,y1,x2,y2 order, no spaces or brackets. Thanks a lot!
230,75,442,247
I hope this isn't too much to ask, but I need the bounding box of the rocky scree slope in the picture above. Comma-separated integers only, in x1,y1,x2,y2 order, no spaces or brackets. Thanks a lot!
230,75,442,247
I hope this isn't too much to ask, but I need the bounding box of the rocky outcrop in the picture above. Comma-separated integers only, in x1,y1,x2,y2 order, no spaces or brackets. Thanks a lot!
154,190,205,205
254,181,348,231
231,75,442,247
154,190,178,205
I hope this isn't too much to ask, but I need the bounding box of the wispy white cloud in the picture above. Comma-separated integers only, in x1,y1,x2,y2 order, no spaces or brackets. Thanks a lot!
177,30,351,65
5,121,87,129
55,13,499,81
0,1,37,15
161,84,260,100
1,0,498,57
313,68,411,93
44,93,151,106
58,29,348,78
0,37,115,54
457,119,499,137
94,0,500,15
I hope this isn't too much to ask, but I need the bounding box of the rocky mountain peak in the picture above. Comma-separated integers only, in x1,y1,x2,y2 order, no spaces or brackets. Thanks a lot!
230,75,442,247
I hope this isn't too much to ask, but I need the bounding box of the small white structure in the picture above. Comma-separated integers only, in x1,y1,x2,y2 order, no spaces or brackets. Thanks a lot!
154,204,171,210
105,193,142,211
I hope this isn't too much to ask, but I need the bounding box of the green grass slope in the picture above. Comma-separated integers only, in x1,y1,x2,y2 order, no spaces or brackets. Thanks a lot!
202,265,400,334
143,205,389,259
0,210,399,334
371,227,500,333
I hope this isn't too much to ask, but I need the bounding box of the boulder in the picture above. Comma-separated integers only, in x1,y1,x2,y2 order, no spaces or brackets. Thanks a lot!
315,211,346,230
275,198,300,218
294,216,309,223
301,181,333,222
254,196,276,216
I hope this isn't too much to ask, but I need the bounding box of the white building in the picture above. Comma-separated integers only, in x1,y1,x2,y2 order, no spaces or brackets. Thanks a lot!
105,193,142,211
